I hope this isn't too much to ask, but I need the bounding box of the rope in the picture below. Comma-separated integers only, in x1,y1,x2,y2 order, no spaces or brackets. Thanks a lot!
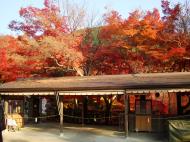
63,114,119,120
21,114,120,120
153,114,190,120
23,115,59,119
5,113,190,121
128,114,190,120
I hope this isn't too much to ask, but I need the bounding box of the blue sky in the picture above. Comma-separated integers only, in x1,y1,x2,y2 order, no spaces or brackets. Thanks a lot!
0,0,185,35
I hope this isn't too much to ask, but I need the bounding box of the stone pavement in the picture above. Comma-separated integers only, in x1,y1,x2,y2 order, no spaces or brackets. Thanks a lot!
2,123,168,142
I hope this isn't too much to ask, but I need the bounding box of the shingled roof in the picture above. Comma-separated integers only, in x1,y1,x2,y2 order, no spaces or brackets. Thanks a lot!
0,72,190,93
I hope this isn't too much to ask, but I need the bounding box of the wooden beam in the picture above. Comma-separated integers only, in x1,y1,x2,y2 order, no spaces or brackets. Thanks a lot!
124,93,129,137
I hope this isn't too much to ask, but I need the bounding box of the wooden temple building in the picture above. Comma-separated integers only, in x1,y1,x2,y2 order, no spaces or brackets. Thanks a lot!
0,72,190,136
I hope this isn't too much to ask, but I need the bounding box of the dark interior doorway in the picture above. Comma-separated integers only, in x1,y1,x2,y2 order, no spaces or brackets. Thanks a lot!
32,96,39,118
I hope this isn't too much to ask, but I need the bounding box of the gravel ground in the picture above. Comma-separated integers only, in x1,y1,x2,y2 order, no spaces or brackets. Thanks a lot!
2,123,168,142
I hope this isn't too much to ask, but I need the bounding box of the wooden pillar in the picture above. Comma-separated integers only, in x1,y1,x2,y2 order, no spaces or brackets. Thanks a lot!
59,96,64,137
82,98,84,127
4,99,8,116
55,92,64,137
124,93,129,137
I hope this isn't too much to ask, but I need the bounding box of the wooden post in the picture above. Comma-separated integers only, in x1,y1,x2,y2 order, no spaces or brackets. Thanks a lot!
124,93,129,137
4,98,9,130
59,96,64,137
55,92,64,137
82,98,84,127
4,99,8,116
